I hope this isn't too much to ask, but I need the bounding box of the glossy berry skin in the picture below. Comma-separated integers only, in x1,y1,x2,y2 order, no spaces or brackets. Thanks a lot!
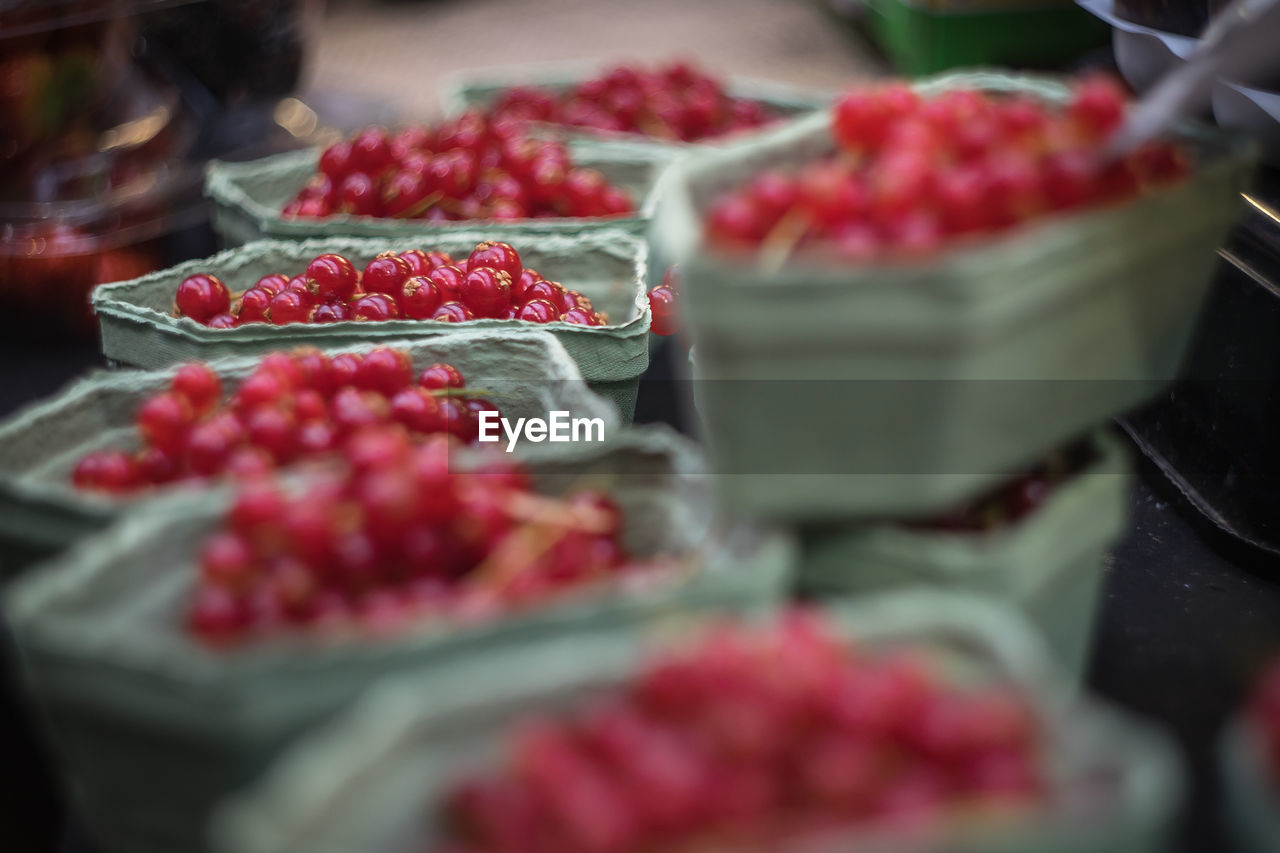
236,288,273,324
172,363,222,415
362,254,412,296
253,273,291,297
137,393,194,454
432,301,475,323
310,301,351,324
398,249,434,277
305,254,359,302
354,347,414,395
516,298,559,323
560,308,595,326
428,265,466,302
419,363,466,390
351,293,401,322
461,268,513,318
175,274,231,324
399,276,443,320
520,279,566,307
268,291,311,325
72,450,141,493
467,241,523,284
319,141,353,180
647,286,678,336
206,313,238,329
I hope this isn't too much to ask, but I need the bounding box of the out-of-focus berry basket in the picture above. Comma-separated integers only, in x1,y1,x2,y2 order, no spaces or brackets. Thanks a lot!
209,590,1183,853
1220,717,1280,853
437,61,835,157
799,430,1131,680
652,70,1253,521
3,426,795,853
91,231,651,418
0,331,618,576
204,142,670,248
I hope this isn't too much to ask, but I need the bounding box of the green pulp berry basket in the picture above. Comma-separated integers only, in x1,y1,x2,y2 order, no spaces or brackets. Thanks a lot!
205,142,671,248
91,230,651,418
652,70,1254,521
864,0,1109,77
0,331,619,576
4,426,795,853
438,61,835,158
799,429,1130,680
1220,717,1280,853
210,590,1184,853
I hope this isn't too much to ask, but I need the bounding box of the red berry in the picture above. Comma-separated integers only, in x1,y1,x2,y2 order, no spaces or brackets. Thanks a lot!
305,254,359,302
350,127,393,174
206,313,238,329
461,267,513,318
353,347,413,395
319,141,353,180
338,172,380,216
399,275,443,320
390,387,446,434
174,274,231,324
432,301,474,323
310,301,351,324
235,288,273,324
351,293,401,322
72,450,141,493
647,286,677,336
253,273,290,297
428,265,465,301
467,241,523,283
267,291,311,325
362,254,412,296
560,308,595,326
137,393,194,453
171,363,222,415
516,298,559,323
246,405,299,462
419,363,466,390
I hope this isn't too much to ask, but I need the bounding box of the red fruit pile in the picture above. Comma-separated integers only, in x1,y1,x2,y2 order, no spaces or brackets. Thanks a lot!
487,61,774,143
910,440,1097,533
706,76,1191,261
185,434,646,644
70,348,499,494
437,611,1044,852
171,242,609,328
281,117,634,221
1248,658,1280,784
647,266,679,337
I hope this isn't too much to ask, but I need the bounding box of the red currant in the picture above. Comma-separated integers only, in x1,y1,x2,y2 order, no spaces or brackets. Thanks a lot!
174,274,231,324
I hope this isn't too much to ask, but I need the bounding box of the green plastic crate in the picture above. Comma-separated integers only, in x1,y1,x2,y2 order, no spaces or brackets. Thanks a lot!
651,70,1254,521
864,0,1109,76
91,231,651,418
798,429,1130,680
439,61,834,158
205,142,671,248
210,590,1184,853
5,426,795,853
0,331,619,573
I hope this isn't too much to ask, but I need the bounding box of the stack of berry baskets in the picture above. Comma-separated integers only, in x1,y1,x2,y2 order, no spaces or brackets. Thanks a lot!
437,59,835,157
90,231,651,418
649,69,1253,676
1221,658,1280,853
4,425,795,853
204,113,673,246
0,333,619,574
209,590,1185,853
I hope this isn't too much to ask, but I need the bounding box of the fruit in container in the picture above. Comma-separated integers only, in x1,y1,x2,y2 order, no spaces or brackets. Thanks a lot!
704,76,1191,263
485,60,777,142
184,432,675,645
70,347,500,494
281,118,635,222
171,241,609,328
435,610,1045,852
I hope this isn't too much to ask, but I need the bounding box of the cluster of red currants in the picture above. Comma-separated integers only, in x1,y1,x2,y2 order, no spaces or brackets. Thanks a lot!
487,61,774,143
172,241,609,328
646,266,679,337
910,440,1097,533
70,347,498,494
706,76,1191,261
186,432,643,644
1248,659,1280,786
438,611,1044,852
281,116,635,222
